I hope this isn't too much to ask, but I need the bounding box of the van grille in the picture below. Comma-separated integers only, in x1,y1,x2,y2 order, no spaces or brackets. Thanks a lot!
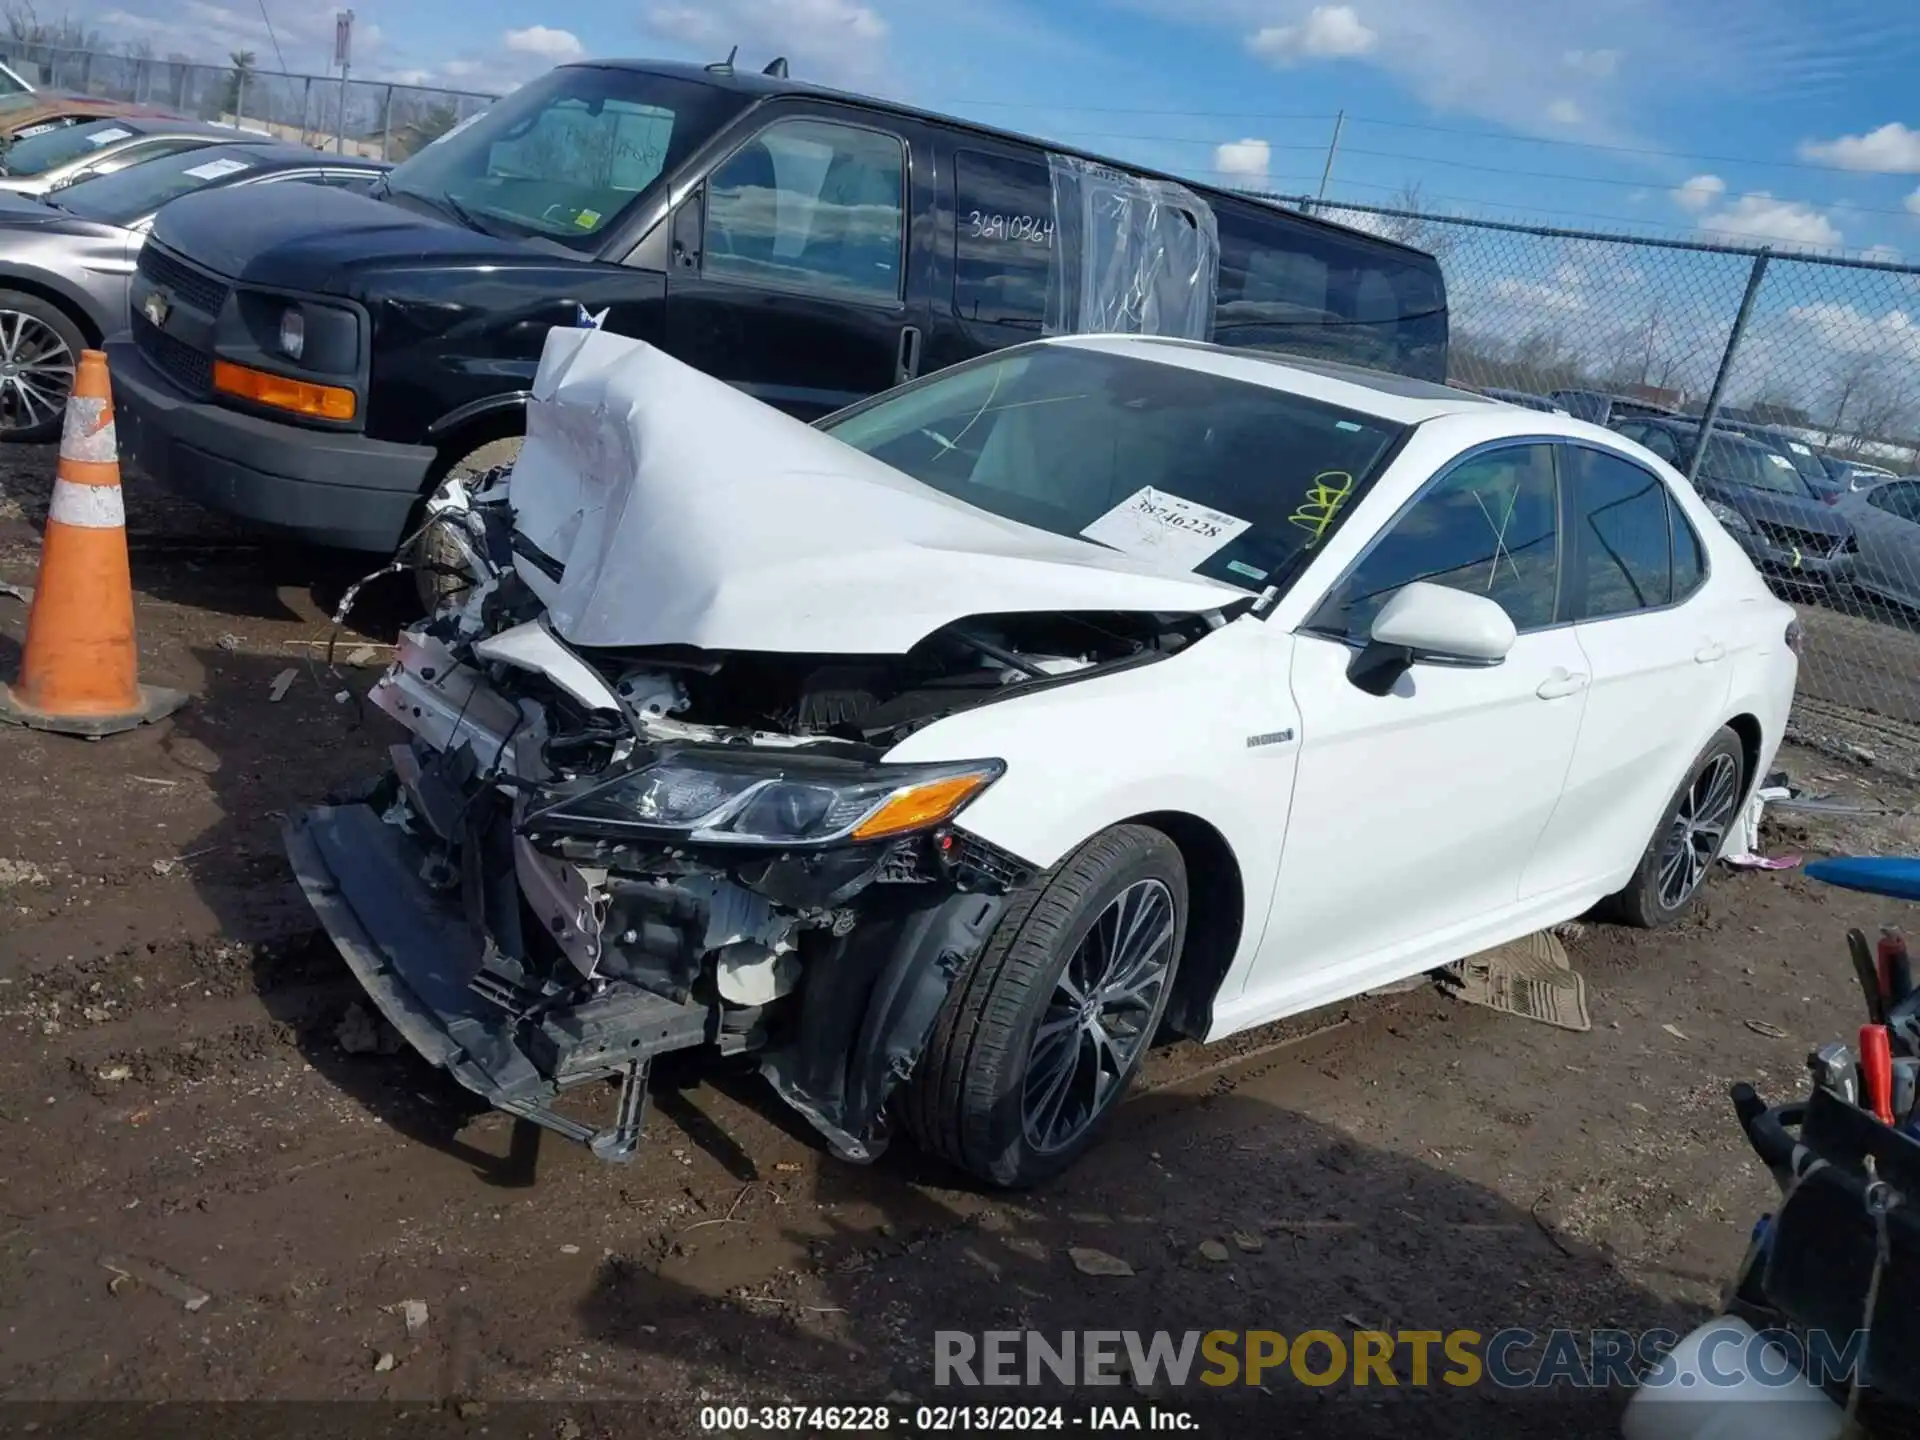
136,245,228,316
131,314,212,398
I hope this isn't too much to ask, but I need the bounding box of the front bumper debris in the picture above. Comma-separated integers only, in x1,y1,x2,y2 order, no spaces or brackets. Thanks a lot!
285,803,710,1160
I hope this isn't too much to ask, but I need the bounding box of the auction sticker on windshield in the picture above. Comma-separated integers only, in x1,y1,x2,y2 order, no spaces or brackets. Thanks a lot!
183,156,252,180
1080,486,1249,570
88,127,131,146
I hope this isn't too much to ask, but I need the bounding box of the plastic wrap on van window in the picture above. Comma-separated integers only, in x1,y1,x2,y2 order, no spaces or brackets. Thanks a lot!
1043,153,1219,341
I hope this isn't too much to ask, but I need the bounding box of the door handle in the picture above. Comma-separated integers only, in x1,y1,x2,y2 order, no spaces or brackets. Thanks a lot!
895,325,923,385
1694,642,1727,664
1536,669,1589,700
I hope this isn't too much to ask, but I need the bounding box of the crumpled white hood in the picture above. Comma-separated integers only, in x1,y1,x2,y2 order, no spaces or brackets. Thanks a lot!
508,328,1240,654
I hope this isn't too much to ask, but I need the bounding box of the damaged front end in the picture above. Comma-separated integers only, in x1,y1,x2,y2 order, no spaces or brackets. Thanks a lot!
286,580,1056,1161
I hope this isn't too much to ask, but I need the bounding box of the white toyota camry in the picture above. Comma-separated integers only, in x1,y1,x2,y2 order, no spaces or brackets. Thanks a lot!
288,329,1799,1187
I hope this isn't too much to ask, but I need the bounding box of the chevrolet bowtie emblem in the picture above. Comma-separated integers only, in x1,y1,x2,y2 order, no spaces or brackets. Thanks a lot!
142,288,171,327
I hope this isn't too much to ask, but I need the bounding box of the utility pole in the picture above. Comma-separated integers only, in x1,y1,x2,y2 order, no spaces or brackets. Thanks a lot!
1315,109,1345,209
333,9,353,154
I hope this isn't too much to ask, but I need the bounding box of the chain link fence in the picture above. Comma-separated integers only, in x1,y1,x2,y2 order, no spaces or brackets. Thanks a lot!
1253,192,1920,745
0,42,498,160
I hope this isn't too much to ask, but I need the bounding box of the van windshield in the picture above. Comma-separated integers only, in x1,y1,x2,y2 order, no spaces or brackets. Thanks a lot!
821,344,1406,594
382,67,748,252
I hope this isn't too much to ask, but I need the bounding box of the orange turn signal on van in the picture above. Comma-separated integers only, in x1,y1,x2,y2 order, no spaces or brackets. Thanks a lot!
212,360,356,422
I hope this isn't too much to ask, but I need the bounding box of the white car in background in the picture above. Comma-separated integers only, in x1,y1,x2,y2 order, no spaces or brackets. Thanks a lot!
288,330,1801,1188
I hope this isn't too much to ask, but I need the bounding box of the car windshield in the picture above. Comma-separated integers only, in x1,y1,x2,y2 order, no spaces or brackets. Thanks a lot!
56,148,269,225
4,118,135,177
820,344,1407,594
1700,434,1807,495
1751,434,1829,485
382,67,748,253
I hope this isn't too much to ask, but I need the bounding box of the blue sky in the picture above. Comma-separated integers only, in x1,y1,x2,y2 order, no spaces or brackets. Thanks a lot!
73,0,1920,258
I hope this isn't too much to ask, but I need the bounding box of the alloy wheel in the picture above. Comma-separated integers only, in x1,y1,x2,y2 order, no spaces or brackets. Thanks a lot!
1657,752,1741,909
1020,878,1176,1154
0,310,74,436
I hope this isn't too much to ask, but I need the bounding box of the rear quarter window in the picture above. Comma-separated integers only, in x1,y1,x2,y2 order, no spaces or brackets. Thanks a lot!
1214,202,1448,380
952,149,1055,334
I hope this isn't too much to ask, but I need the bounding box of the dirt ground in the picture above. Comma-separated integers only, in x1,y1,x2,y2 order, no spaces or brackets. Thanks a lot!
5,450,1920,1439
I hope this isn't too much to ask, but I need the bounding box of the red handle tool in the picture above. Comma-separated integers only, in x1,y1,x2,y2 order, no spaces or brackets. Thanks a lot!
1860,1024,1896,1126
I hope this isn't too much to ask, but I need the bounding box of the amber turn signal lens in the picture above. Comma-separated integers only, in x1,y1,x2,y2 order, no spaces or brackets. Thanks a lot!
213,359,356,421
850,771,996,841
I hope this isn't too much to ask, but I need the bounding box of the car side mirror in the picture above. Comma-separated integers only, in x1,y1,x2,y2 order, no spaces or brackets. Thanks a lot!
1347,582,1517,696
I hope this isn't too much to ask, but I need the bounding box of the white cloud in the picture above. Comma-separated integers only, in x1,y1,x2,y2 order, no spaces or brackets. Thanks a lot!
1696,192,1842,250
1247,5,1377,65
1562,47,1620,78
1671,174,1726,214
1908,188,1920,217
1786,301,1918,355
1861,244,1903,264
1546,98,1581,125
1212,138,1271,180
1799,123,1920,174
504,26,585,62
644,0,889,90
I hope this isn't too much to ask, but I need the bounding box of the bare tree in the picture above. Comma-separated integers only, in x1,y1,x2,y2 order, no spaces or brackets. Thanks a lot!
1353,183,1462,262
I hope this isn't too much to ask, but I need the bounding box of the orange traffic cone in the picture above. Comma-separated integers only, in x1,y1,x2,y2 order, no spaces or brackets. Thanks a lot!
0,350,185,736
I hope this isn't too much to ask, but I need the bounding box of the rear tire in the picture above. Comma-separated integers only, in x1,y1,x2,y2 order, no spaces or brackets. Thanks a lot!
412,433,523,614
905,824,1187,1188
0,290,84,443
1601,727,1746,929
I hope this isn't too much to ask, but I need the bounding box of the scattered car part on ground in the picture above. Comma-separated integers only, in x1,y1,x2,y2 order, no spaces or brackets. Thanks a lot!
0,143,385,440
285,326,1798,1186
105,56,1449,554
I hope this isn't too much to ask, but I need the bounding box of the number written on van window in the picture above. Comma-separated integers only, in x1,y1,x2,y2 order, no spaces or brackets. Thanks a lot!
967,210,1053,245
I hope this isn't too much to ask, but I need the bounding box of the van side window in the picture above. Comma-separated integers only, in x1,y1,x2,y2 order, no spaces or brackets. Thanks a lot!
703,118,905,304
952,149,1054,330
1214,205,1448,379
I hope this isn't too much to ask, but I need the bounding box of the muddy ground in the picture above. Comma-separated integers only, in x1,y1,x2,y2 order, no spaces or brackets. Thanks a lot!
4,451,1920,1438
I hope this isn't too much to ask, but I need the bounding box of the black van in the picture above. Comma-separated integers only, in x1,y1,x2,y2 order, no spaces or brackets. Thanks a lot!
107,58,1449,555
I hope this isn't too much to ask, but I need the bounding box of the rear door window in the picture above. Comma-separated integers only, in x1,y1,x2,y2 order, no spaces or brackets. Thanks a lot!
1565,446,1675,618
952,149,1054,332
1214,203,1447,379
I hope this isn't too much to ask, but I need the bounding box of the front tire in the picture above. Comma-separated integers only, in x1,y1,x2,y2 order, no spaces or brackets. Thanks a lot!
906,824,1187,1188
0,291,83,443
1602,727,1746,928
412,434,523,614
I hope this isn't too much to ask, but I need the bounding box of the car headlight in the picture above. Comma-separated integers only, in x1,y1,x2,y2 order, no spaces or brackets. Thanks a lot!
1704,499,1751,533
278,307,305,361
526,749,1005,847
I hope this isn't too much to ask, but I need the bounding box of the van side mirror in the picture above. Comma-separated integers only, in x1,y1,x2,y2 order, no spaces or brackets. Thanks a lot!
1347,582,1516,696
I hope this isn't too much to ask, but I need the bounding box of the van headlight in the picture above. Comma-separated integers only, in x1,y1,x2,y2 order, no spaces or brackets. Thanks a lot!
278,307,305,361
525,749,1005,846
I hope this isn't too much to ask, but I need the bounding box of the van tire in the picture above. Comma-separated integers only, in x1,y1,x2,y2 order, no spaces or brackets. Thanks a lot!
905,824,1187,1188
413,434,523,613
